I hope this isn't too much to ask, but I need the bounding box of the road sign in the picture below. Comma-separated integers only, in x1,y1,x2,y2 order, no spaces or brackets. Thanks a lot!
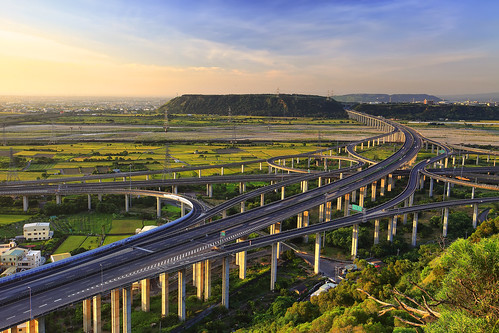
220,230,226,237
439,149,445,153
351,204,363,212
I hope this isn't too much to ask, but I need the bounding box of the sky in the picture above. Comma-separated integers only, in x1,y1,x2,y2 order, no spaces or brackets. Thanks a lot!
0,0,498,97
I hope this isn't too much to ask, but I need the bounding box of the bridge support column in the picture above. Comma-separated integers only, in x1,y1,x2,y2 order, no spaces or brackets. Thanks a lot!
87,194,92,210
446,182,451,198
110,289,120,333
281,186,285,200
93,295,101,333
388,174,393,192
371,181,377,201
222,210,227,218
98,193,102,201
303,211,309,243
344,194,350,217
198,169,201,178
336,196,342,211
359,187,366,207
240,201,245,213
222,257,230,309
314,233,321,274
374,219,380,244
351,224,358,259
325,201,332,221
270,243,278,291
206,184,213,197
181,202,185,216
429,178,434,197
156,197,161,218
160,273,169,317
297,212,303,229
387,217,394,242
351,189,357,203
141,279,150,312
471,187,475,199
392,215,398,236
473,204,478,228
23,196,28,212
122,287,132,333
443,208,449,237
178,269,186,321
241,164,245,173
26,318,44,333
270,223,281,259
83,299,92,333
380,177,386,196
204,260,211,301
239,182,246,194
56,194,62,205
412,213,418,247
260,193,265,206
196,261,205,299
238,242,246,280
125,194,129,212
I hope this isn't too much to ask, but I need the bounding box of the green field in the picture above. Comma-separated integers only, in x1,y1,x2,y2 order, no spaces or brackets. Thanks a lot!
53,235,87,254
102,235,131,245
0,214,29,226
80,236,102,250
109,219,155,234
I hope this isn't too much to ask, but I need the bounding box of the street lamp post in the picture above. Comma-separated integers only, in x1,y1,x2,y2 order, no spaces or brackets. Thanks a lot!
28,286,32,320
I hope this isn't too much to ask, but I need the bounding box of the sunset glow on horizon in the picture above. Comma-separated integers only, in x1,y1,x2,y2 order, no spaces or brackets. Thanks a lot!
1,1,498,97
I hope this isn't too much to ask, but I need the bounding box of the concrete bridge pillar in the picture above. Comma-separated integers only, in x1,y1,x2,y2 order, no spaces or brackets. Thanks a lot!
239,182,246,194
141,278,150,312
23,196,28,212
314,233,321,274
222,257,230,309
206,184,213,197
260,193,265,206
270,242,278,291
122,287,132,333
297,212,303,229
361,142,364,150
172,185,177,194
198,169,202,178
240,201,245,213
446,182,451,198
325,201,332,222
156,197,161,218
260,162,263,171
387,217,394,242
380,177,386,196
388,174,393,192
462,155,465,166
412,213,418,247
429,178,434,197
178,269,186,321
351,224,359,259
371,181,377,201
125,194,129,212
237,239,247,280
26,318,44,333
204,260,212,301
303,211,309,243
93,295,101,333
374,219,380,244
196,261,205,299
351,189,357,203
160,273,169,317
473,204,478,228
359,186,366,207
270,223,281,259
181,202,185,216
83,299,92,333
241,164,245,173
476,155,479,165
87,194,92,210
56,194,62,205
392,215,398,237
337,196,342,211
98,193,102,202
110,289,120,333
443,208,449,237
344,194,350,217
281,186,285,200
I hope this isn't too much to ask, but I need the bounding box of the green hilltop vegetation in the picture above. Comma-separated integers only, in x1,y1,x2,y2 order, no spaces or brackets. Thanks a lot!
158,94,347,118
334,94,442,103
354,103,499,121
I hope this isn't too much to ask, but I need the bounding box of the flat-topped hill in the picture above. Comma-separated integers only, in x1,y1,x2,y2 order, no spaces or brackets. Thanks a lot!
158,94,347,118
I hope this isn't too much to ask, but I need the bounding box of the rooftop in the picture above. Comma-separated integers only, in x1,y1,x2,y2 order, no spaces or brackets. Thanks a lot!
23,222,50,228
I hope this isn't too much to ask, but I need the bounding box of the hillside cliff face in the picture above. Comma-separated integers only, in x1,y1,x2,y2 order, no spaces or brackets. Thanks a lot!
158,94,347,118
334,93,442,103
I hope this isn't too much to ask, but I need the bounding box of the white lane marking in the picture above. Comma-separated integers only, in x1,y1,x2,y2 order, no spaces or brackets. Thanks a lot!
54,298,62,302
23,310,31,314
39,303,47,308
7,316,15,320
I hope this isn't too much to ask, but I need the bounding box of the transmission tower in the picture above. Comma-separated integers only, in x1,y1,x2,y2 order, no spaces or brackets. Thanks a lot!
7,147,20,182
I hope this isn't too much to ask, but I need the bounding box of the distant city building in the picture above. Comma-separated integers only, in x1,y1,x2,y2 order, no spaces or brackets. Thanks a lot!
23,222,53,241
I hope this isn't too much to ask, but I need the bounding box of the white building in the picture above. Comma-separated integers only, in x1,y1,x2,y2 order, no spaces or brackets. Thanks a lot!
17,250,42,270
0,241,17,256
23,222,53,241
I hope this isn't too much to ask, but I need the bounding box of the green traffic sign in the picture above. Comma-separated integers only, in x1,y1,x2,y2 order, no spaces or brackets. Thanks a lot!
439,149,445,153
351,204,363,212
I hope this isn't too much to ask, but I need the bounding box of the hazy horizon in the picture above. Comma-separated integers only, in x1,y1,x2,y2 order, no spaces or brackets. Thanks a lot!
1,1,498,97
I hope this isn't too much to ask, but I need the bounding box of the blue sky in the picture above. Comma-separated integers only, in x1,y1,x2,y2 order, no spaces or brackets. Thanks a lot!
0,0,498,96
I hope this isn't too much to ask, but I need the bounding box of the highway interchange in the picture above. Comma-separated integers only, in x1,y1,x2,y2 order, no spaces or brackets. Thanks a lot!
0,111,498,330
